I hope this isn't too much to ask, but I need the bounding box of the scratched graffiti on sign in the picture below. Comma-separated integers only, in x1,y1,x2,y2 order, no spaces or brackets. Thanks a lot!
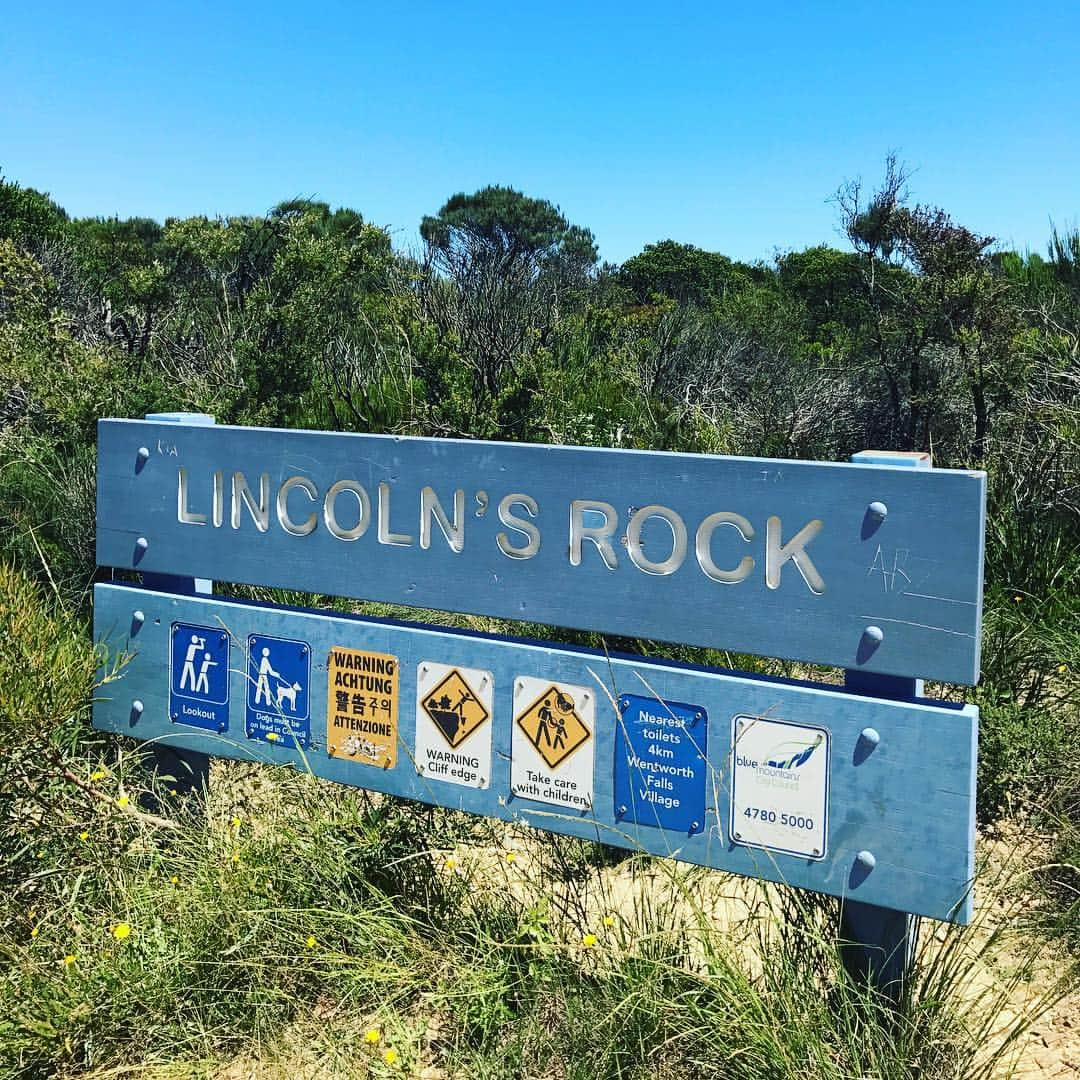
326,647,398,767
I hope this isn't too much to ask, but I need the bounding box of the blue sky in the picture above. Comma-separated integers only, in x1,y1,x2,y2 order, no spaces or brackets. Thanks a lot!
2,2,1078,264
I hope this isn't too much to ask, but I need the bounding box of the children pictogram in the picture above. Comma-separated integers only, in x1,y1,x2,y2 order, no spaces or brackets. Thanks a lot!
169,622,230,732
511,676,595,810
515,685,590,769
246,634,311,748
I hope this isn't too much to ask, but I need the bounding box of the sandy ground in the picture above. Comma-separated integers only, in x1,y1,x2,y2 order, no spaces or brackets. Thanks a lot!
200,813,1078,1080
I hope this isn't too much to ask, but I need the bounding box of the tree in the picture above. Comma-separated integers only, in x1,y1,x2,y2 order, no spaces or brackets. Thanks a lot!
619,240,761,306
0,175,68,247
418,187,598,402
776,245,865,344
420,185,597,276
836,156,1020,457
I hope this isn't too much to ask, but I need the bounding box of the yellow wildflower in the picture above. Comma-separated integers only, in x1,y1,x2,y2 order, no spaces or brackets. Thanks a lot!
116,795,130,808
382,1048,398,1065
1014,595,1022,602
581,933,597,947
30,926,39,939
63,954,76,967
306,935,317,949
231,852,241,864
603,915,615,927
79,830,89,842
111,923,132,941
230,816,242,829
90,769,106,782
266,732,280,741
364,1028,381,1044
169,875,179,885
444,857,457,871
1059,664,1068,674
505,851,516,863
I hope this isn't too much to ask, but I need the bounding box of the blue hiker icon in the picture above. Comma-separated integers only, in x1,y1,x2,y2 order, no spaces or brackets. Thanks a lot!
169,622,230,732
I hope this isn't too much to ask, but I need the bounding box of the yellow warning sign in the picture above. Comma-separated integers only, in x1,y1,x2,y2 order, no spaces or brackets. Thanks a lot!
421,668,490,749
515,685,591,769
327,647,399,768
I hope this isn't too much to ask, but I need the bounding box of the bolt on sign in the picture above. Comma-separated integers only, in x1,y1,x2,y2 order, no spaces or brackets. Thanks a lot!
730,716,830,860
169,622,230,732
326,647,398,767
415,663,493,788
613,694,708,835
246,633,311,748
511,677,594,810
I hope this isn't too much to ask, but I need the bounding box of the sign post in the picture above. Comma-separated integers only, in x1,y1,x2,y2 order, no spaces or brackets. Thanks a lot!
137,412,216,800
839,450,944,999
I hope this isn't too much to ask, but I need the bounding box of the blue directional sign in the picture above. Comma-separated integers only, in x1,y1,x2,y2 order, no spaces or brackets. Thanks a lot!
613,694,708,835
169,622,230,732
245,634,310,748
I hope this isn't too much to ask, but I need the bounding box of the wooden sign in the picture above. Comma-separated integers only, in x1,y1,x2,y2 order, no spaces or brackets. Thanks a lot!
96,419,986,684
93,582,977,923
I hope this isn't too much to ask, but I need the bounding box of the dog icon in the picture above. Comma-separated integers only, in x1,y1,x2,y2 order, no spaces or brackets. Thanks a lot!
275,681,301,712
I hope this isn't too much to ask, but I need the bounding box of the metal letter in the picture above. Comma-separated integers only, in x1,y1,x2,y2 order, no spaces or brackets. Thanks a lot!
323,480,370,541
569,500,619,570
231,472,271,533
765,516,825,594
177,468,206,526
626,504,687,576
212,470,224,528
420,486,465,552
378,482,413,547
277,476,319,537
497,494,540,560
696,512,755,584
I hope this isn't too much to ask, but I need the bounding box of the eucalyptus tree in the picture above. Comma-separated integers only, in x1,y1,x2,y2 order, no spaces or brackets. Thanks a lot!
418,186,598,401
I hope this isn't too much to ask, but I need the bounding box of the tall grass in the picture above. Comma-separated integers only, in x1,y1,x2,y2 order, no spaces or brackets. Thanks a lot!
1,568,1073,1079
